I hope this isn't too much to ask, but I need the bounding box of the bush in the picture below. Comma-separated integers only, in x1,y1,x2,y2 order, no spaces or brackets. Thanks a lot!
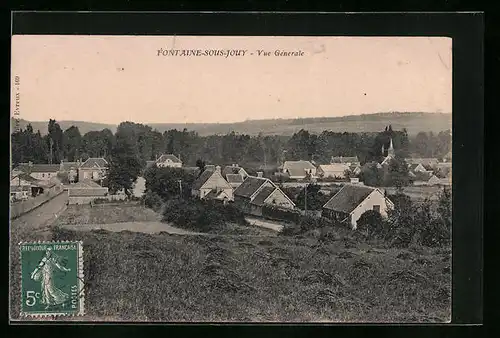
357,210,385,238
144,191,163,211
162,198,247,232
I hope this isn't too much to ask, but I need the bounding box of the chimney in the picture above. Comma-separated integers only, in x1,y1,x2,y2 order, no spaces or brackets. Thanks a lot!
215,165,221,173
257,171,263,178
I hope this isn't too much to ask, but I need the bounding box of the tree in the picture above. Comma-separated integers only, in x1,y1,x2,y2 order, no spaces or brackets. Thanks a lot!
359,163,384,186
107,137,142,196
295,184,330,211
63,126,82,161
385,156,411,187
436,186,452,231
195,159,206,176
144,166,197,201
47,119,64,164
357,210,385,238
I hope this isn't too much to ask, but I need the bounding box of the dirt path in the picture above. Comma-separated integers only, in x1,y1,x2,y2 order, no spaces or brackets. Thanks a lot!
245,217,284,232
11,192,69,240
59,221,201,235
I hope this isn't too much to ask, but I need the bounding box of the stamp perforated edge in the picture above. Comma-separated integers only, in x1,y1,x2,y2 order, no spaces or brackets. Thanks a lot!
19,240,85,318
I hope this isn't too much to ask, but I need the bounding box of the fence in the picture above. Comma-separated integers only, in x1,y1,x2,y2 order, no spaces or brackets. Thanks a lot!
261,205,301,223
10,184,64,220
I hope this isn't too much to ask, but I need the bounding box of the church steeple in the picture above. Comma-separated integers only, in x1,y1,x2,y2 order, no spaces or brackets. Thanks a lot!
387,138,395,156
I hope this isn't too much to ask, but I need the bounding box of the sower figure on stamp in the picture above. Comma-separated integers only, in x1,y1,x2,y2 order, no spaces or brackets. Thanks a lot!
30,247,71,309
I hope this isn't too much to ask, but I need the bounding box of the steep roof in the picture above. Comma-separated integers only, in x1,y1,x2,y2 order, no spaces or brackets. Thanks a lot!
405,158,439,166
11,172,40,183
222,165,247,177
156,154,182,164
283,160,316,171
16,163,60,173
250,186,276,206
318,164,350,174
233,176,271,199
60,161,80,171
226,174,244,184
191,170,215,191
80,158,108,169
323,184,376,214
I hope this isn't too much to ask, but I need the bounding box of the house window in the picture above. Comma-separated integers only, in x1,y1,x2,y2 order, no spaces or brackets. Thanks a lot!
373,205,381,212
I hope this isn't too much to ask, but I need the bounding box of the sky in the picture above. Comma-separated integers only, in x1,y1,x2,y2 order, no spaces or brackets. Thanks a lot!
11,35,452,124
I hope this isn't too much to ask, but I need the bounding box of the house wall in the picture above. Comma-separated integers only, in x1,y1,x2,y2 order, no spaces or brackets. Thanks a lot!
79,168,107,180
250,204,263,216
200,172,234,200
350,190,392,229
10,177,32,187
30,172,58,180
10,184,64,219
264,189,295,209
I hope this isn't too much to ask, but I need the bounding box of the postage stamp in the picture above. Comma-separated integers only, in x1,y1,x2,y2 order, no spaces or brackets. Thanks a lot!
19,241,84,317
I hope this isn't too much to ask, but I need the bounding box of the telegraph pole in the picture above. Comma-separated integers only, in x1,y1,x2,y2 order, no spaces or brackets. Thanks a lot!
304,184,307,215
178,179,183,197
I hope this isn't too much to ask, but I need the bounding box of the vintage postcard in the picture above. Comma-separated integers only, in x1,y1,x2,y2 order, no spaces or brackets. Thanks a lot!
10,34,452,322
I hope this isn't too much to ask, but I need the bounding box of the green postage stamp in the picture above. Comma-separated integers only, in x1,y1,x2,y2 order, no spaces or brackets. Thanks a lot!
19,241,84,317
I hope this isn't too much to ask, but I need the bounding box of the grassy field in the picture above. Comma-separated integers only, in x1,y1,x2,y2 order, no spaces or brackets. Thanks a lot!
11,202,451,322
52,203,162,226
21,227,450,323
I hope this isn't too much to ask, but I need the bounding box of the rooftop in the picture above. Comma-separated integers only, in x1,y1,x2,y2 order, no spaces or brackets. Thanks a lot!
323,184,376,214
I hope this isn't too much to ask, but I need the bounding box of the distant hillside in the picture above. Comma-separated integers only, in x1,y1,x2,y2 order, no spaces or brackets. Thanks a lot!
10,119,117,136
11,112,451,136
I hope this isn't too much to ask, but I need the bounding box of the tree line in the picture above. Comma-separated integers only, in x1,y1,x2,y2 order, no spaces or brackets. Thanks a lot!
11,119,451,168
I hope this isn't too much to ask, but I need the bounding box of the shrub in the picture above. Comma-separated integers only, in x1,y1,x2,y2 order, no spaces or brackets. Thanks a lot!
144,191,163,211
162,198,247,232
357,210,385,238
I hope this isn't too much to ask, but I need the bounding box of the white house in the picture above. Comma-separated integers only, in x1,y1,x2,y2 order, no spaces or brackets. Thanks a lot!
78,158,108,181
155,154,183,168
191,166,234,201
322,184,394,230
14,162,60,181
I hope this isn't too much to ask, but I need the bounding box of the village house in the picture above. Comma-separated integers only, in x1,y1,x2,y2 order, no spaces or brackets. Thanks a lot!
67,180,109,205
322,184,394,230
226,174,245,189
59,160,81,183
233,174,295,216
413,172,450,186
155,154,183,168
330,156,360,167
14,162,60,181
405,157,439,168
282,160,317,180
191,166,234,202
316,163,351,179
222,164,248,179
78,157,108,182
